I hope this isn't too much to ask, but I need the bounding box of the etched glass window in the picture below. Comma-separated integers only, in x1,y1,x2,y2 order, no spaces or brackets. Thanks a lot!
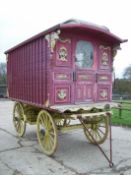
75,41,93,68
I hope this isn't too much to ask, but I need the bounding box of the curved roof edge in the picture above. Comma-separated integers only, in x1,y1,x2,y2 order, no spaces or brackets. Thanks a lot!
5,19,127,54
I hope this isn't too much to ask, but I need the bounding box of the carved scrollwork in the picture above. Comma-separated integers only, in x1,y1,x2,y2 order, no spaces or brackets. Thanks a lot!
45,30,71,53
45,30,61,53
101,52,109,66
58,47,68,61
57,89,67,100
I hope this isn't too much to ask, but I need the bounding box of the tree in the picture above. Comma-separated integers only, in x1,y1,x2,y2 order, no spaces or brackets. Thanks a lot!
0,62,7,84
123,64,131,80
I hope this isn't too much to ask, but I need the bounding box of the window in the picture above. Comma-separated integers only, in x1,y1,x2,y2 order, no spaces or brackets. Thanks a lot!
75,40,93,68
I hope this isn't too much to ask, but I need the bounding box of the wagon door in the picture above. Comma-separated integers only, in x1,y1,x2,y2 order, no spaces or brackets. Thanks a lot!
74,39,96,103
52,38,74,105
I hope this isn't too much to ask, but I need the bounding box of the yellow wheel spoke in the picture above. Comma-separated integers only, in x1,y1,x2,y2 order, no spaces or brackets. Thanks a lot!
13,102,26,137
37,110,58,156
98,128,105,135
84,115,109,144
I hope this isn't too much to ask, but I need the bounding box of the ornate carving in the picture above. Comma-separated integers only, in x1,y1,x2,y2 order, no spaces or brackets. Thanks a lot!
99,45,111,50
100,90,108,98
56,74,68,80
99,76,108,81
57,89,67,100
45,30,71,53
58,47,68,61
78,75,88,80
101,52,109,66
45,30,61,53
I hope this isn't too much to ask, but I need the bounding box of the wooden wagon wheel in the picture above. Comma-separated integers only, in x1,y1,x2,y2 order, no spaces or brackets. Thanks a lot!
13,102,26,137
84,115,109,144
36,110,58,156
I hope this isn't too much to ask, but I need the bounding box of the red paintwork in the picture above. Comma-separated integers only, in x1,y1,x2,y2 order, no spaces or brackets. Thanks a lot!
6,19,126,108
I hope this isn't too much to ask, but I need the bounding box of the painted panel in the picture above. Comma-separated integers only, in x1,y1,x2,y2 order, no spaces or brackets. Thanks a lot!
76,71,95,82
53,71,71,81
76,84,93,102
97,85,110,101
97,73,111,82
54,84,71,104
98,45,111,69
55,40,71,67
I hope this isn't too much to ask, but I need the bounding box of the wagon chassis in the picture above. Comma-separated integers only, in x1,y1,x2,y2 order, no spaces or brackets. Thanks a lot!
13,101,113,167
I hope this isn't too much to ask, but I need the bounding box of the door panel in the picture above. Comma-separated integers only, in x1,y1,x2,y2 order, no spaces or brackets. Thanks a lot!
74,39,95,103
54,84,71,104
76,84,93,102
96,72,112,101
97,85,111,101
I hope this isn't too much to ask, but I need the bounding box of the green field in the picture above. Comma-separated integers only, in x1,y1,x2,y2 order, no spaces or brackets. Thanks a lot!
111,101,131,126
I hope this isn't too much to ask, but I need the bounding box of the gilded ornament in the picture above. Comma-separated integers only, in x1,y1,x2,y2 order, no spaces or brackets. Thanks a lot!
57,89,67,100
101,52,109,66
45,30,61,53
99,76,108,81
58,47,68,61
56,74,68,80
45,30,71,53
100,90,108,98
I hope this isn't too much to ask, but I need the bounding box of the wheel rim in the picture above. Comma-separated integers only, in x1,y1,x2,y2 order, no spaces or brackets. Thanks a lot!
37,110,58,156
13,102,26,137
84,115,109,144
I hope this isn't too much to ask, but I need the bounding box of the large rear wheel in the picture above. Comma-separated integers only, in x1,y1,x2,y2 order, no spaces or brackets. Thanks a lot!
37,110,58,156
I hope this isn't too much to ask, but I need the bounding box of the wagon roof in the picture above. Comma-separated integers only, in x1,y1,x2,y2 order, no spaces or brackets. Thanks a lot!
5,19,127,54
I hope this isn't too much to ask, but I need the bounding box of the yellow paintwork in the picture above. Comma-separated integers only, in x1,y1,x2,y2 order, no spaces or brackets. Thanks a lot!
13,102,26,137
36,110,58,156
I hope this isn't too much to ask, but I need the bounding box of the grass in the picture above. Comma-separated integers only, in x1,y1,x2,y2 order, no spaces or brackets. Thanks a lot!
111,101,131,126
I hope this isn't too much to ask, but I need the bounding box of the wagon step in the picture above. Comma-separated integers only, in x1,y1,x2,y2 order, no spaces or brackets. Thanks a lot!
78,113,113,168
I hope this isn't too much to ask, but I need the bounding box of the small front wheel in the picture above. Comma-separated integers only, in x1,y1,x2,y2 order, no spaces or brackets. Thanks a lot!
13,102,26,137
37,110,58,156
84,115,109,144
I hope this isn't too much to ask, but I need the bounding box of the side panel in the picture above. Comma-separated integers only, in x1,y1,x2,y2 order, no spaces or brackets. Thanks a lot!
50,33,73,105
7,38,47,106
96,44,113,101
96,72,112,101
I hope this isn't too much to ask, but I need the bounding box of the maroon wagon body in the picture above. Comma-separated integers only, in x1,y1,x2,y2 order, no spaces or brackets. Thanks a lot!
5,19,126,108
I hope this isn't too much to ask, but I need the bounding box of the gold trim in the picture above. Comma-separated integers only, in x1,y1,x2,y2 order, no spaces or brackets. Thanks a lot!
45,30,71,53
99,45,111,50
56,74,68,80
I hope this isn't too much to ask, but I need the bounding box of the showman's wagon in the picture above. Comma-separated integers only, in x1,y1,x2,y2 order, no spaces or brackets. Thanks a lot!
5,19,127,166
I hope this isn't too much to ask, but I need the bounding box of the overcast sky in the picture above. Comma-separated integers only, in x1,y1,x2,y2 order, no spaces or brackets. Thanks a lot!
0,0,130,77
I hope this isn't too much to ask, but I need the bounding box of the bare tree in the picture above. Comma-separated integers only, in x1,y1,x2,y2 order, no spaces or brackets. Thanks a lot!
123,64,131,80
0,62,7,84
